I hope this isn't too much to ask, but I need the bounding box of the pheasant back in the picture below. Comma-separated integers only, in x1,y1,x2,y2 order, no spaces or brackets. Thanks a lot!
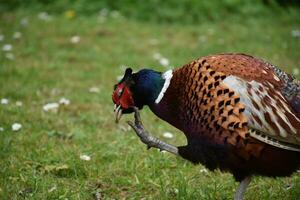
160,54,300,158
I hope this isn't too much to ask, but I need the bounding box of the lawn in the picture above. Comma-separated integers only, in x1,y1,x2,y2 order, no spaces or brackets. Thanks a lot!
0,5,300,200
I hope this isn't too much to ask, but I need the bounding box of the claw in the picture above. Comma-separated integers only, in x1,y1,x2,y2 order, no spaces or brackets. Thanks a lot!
127,106,179,156
114,105,123,123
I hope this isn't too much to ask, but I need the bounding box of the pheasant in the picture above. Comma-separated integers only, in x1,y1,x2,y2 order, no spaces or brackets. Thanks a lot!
112,53,300,200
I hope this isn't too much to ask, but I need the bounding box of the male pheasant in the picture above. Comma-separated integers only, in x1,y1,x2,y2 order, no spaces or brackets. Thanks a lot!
112,53,300,200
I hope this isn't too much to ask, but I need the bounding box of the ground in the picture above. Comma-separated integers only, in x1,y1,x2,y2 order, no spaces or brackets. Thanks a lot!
0,8,300,200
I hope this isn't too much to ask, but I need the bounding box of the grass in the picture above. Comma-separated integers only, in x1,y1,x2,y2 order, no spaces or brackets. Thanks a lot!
0,7,300,200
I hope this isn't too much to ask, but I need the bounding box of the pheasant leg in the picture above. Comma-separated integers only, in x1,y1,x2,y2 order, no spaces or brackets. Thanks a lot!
234,176,251,200
127,107,179,156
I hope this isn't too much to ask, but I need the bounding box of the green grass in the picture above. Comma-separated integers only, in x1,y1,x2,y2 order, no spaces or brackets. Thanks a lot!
0,8,300,200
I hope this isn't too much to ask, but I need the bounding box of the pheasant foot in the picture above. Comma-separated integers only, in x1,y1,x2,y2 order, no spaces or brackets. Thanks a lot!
127,107,179,156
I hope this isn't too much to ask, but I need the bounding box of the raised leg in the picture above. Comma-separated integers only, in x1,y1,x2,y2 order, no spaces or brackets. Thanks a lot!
234,176,251,200
127,107,179,156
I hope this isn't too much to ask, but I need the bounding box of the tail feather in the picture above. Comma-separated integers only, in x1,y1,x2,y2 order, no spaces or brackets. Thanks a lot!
270,65,300,117
291,95,300,117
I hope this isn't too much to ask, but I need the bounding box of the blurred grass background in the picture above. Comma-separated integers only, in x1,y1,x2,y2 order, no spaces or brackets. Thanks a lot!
0,0,300,199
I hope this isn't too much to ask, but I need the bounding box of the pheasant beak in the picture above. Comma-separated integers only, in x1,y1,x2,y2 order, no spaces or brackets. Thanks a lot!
114,104,123,123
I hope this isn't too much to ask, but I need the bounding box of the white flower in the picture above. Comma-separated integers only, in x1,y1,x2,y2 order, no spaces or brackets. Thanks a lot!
70,35,80,44
153,53,162,60
89,87,100,93
20,18,29,26
200,168,208,173
2,44,12,51
16,101,23,106
160,150,167,154
80,154,91,161
0,127,4,132
12,123,22,131
0,35,4,41
43,102,59,112
159,58,170,67
59,97,70,105
1,98,9,104
292,68,299,76
13,32,22,39
38,12,51,21
5,53,14,60
291,30,300,38
163,132,174,139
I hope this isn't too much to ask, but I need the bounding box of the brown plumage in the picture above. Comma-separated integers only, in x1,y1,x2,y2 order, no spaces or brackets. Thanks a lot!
112,53,300,199
160,54,300,181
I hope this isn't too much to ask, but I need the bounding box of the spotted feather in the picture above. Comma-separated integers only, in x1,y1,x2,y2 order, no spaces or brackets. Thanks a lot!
170,54,300,154
198,54,300,149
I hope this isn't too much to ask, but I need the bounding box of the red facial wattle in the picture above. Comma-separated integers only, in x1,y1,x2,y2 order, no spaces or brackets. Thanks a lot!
112,84,135,109
112,83,135,123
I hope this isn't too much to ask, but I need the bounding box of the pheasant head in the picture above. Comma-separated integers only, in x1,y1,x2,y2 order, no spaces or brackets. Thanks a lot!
112,68,165,122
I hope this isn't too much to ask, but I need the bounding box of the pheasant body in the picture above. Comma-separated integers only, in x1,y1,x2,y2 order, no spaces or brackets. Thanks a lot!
112,53,300,198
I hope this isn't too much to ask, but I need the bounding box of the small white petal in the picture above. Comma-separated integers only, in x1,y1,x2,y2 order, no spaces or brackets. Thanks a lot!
38,12,51,21
5,53,15,60
13,32,22,39
159,58,170,67
80,154,91,161
2,44,12,51
0,127,4,132
12,123,22,131
1,98,9,104
291,30,300,38
89,87,100,93
43,102,59,112
70,36,80,44
200,168,208,173
59,97,70,105
0,35,4,41
16,101,23,106
163,132,173,139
